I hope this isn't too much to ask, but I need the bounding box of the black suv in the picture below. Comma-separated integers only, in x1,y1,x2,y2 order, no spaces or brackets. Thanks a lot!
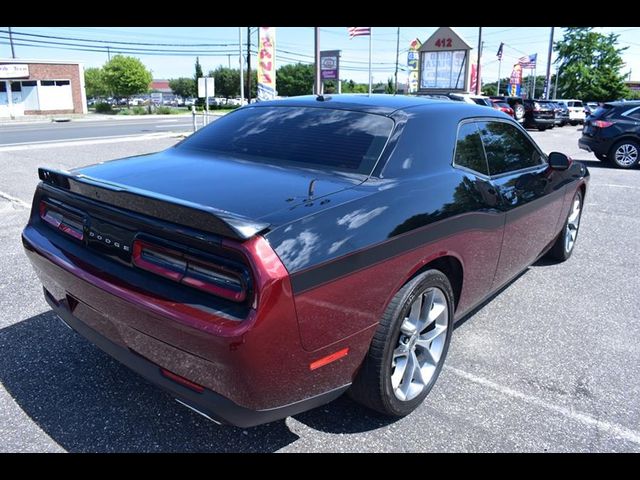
490,96,525,123
522,99,556,131
579,101,640,168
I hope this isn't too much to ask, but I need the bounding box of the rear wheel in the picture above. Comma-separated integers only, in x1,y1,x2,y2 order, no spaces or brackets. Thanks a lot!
594,153,607,162
349,270,454,417
538,126,548,131
548,190,583,262
608,139,639,169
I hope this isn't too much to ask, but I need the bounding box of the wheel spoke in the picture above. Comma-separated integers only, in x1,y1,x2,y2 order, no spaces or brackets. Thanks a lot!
415,289,435,332
411,351,426,385
398,351,417,399
416,325,447,347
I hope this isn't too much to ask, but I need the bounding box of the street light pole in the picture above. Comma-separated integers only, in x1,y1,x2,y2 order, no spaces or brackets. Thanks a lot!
8,26,15,58
476,27,482,95
239,27,244,104
394,27,400,94
247,27,251,102
544,26,555,99
314,27,321,95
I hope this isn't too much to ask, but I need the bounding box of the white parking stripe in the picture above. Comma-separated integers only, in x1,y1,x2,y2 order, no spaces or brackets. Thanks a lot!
0,191,29,208
0,132,185,152
446,366,640,445
591,183,640,190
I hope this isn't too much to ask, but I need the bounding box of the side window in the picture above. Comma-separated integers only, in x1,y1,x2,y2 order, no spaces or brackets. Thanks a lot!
454,122,489,176
477,121,543,176
626,108,640,120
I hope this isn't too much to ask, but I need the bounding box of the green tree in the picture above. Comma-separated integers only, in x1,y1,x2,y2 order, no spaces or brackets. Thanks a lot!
554,27,630,101
210,66,239,98
276,63,314,97
194,57,203,82
168,77,196,98
341,79,368,93
84,67,108,98
385,77,395,94
102,55,152,105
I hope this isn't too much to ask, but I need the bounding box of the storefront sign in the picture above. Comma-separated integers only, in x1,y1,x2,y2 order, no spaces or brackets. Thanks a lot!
0,64,29,79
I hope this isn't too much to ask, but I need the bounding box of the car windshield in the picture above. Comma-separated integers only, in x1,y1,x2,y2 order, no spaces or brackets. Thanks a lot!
177,106,394,175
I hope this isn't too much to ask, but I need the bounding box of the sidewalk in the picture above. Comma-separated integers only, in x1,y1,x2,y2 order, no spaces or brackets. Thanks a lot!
0,111,227,127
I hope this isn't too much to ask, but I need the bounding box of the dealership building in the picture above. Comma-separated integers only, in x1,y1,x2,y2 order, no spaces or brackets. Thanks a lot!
0,59,87,118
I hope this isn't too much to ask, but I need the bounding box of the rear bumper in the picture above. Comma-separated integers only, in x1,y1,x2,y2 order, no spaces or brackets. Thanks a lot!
22,225,367,426
526,116,555,127
579,135,610,156
45,290,348,427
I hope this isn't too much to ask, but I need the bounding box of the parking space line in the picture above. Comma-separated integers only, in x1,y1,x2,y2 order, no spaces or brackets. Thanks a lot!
0,191,29,208
591,184,640,190
445,366,640,446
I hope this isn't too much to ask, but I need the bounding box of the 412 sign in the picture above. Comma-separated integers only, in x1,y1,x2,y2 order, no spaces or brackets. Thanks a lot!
434,38,453,48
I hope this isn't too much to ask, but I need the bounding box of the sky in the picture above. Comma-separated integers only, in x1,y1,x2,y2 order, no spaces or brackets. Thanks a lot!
1,26,639,87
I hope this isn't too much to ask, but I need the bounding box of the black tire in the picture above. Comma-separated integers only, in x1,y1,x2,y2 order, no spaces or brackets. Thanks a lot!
608,139,640,169
349,269,454,417
548,189,583,262
537,126,548,131
594,153,607,162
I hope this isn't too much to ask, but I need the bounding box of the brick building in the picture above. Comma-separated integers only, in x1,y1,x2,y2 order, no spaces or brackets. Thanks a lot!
0,59,87,118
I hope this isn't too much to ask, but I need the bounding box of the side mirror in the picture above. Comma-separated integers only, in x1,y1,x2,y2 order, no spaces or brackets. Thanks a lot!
548,151,571,171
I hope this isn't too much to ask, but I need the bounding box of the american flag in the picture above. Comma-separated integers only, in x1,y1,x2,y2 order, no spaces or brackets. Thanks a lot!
348,27,371,38
496,42,504,61
518,53,537,68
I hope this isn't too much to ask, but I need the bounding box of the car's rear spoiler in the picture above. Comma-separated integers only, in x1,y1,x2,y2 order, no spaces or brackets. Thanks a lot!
38,168,270,240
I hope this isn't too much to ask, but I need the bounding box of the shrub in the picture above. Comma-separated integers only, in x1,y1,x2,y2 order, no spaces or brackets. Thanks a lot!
94,102,113,113
155,106,172,115
131,106,147,115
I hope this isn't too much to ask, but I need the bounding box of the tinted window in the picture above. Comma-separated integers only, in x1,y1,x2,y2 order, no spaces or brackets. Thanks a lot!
625,108,640,120
41,80,55,86
21,80,37,87
569,101,583,108
454,122,488,175
477,121,543,176
177,106,394,174
593,104,615,118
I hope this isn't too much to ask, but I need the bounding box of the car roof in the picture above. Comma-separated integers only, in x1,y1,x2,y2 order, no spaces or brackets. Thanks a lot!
604,100,640,108
250,94,454,115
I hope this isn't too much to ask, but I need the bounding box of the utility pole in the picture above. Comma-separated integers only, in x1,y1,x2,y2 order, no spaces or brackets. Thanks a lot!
476,27,482,95
394,27,400,94
247,27,251,102
239,27,244,104
553,66,559,99
544,27,554,99
8,26,15,58
227,54,231,69
314,27,321,95
107,46,111,61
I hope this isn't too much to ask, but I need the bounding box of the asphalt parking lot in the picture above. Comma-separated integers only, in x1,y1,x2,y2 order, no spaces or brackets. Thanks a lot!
1,125,639,452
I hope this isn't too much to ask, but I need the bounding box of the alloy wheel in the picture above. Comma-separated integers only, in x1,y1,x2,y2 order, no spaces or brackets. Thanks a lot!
565,195,582,253
614,143,638,167
391,287,449,401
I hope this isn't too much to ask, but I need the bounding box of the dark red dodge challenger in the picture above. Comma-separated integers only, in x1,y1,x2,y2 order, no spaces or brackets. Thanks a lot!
22,95,589,427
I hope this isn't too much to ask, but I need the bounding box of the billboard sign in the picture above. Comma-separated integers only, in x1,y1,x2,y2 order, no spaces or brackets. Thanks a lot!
257,27,276,101
320,50,340,81
508,64,522,96
407,38,421,93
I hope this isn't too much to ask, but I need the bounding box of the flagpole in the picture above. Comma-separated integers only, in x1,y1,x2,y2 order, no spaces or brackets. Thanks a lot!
368,29,372,96
496,59,502,95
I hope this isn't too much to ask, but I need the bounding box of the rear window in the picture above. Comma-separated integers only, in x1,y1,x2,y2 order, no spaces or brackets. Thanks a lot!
593,104,615,118
177,106,394,175
569,101,583,108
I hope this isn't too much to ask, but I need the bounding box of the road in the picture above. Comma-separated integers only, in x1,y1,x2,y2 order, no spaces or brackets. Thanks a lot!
1,126,639,452
0,116,195,146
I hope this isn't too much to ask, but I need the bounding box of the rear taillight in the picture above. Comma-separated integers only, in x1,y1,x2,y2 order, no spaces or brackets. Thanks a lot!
593,120,614,128
39,200,84,241
132,239,247,302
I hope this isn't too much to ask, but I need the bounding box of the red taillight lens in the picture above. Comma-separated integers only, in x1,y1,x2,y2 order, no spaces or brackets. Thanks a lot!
39,200,84,241
593,120,614,128
132,239,247,302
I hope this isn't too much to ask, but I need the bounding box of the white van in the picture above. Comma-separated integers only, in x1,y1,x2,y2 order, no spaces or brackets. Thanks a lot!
556,99,585,125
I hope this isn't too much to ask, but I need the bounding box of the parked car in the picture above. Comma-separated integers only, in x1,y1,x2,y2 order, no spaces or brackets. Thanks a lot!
447,93,493,107
556,99,586,125
579,100,640,168
523,99,556,130
490,99,515,118
549,101,569,127
22,95,589,427
490,96,525,123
